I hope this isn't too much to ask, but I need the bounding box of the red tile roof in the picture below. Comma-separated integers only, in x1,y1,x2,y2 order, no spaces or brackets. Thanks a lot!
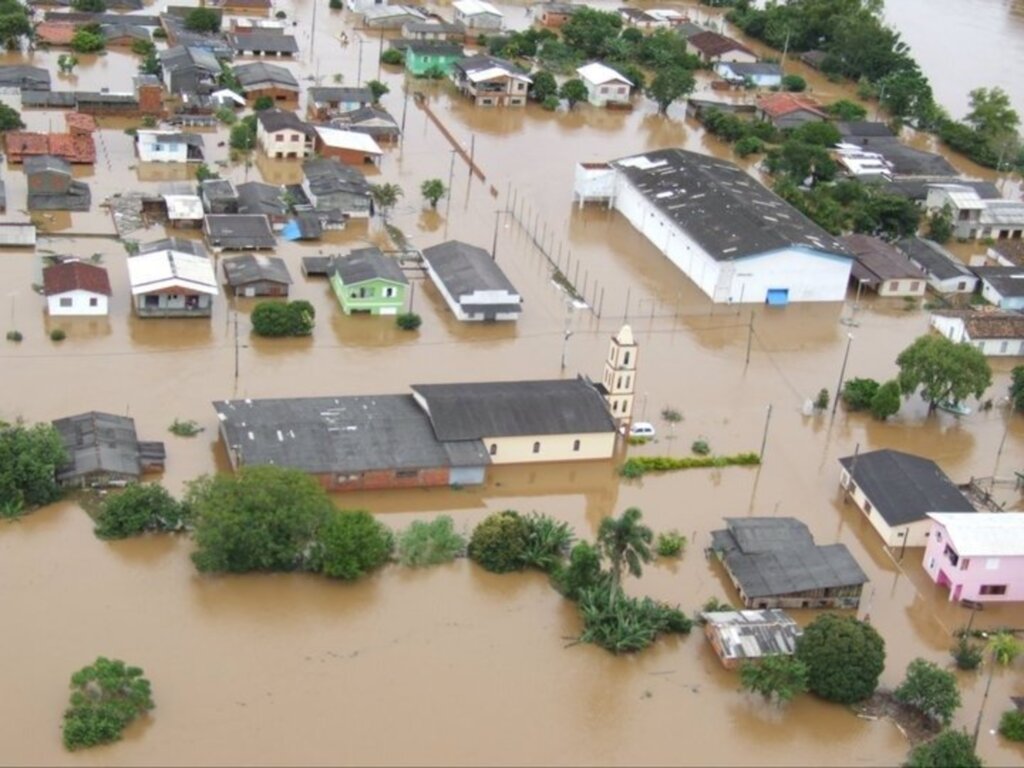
43,261,112,297
4,132,95,163
687,31,754,58
757,92,827,119
65,112,98,134
35,22,76,46
5,132,48,158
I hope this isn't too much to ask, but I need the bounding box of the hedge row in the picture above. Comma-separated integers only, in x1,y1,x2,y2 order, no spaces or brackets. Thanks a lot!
619,453,761,478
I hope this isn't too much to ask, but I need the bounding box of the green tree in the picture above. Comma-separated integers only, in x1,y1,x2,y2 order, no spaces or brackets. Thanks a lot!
541,95,559,111
229,119,257,151
870,379,902,420
894,658,961,727
735,136,765,157
0,420,66,517
597,507,653,604
94,484,188,540
951,635,984,671
420,178,447,209
62,657,154,750
791,121,842,147
550,541,607,601
187,466,332,573
905,730,982,768
370,182,403,219
740,655,810,703
307,509,393,580
71,0,106,11
646,66,696,115
395,516,466,567
252,95,274,111
781,74,807,92
184,7,221,33
796,614,885,704
520,512,573,572
926,205,954,243
896,335,992,411
139,50,160,76
577,583,691,653
964,87,1020,142
529,70,558,102
999,709,1024,742
57,54,79,74
878,66,934,124
561,7,622,59
250,301,315,337
0,100,25,131
131,38,155,57
468,510,531,573
381,48,404,65
610,62,645,92
559,78,588,110
70,29,105,53
194,162,218,182
367,79,389,103
1009,366,1024,411
828,99,868,121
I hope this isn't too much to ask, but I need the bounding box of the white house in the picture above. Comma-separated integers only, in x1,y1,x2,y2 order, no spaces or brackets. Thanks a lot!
576,62,632,107
925,184,1024,242
573,149,852,305
930,310,1024,357
127,248,219,318
421,240,522,322
840,234,927,298
135,130,204,163
838,449,976,549
972,267,1024,310
42,260,111,316
897,237,978,295
453,0,503,30
714,61,783,88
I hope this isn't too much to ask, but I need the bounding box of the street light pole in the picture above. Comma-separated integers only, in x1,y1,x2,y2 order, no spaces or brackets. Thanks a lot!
491,209,501,260
831,333,854,417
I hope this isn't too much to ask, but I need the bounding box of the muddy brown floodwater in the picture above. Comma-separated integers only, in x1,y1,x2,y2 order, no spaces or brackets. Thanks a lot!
2,1,1024,766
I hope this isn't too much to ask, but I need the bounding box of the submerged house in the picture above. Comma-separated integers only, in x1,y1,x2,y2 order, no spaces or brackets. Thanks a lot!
710,517,868,609
702,609,802,670
576,62,632,107
930,310,1024,357
127,247,219,317
838,449,976,548
222,253,291,297
329,246,409,315
573,149,852,305
43,260,111,316
52,412,166,487
135,130,205,163
452,55,531,107
25,155,91,212
213,377,617,491
421,240,522,322
203,214,277,252
302,157,373,218
897,237,978,295
840,234,927,298
923,513,1024,603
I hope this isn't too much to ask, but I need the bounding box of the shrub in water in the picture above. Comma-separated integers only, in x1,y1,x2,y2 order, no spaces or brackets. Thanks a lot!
396,312,422,331
94,483,189,540
520,512,573,572
655,530,686,558
50,328,67,341
395,515,466,567
999,709,1024,742
951,635,983,670
6,330,22,342
550,541,607,601
691,438,710,455
468,510,530,573
62,657,154,751
307,509,393,580
577,584,692,654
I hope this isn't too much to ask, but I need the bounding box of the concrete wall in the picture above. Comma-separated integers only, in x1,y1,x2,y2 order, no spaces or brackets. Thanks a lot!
47,289,108,316
483,432,616,464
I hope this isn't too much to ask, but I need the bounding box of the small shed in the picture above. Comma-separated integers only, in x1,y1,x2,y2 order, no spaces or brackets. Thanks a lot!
222,253,292,297
839,234,927,297
51,412,166,487
756,93,827,129
702,610,802,670
897,237,977,295
313,127,383,165
421,240,522,322
43,260,112,316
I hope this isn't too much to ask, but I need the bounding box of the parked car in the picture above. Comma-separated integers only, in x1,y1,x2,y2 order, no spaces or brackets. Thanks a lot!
629,421,656,438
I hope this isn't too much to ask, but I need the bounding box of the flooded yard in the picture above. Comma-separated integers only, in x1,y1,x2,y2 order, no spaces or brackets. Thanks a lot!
2,1,1024,765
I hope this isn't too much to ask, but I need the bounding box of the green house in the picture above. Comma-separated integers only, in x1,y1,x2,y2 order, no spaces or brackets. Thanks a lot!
404,41,464,77
330,247,409,315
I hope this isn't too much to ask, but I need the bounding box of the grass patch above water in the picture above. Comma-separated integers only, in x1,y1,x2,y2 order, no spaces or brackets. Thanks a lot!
619,452,761,478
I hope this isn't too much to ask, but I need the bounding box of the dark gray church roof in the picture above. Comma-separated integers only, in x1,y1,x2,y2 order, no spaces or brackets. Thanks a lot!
838,449,975,527
411,377,615,440
613,148,850,261
711,518,868,599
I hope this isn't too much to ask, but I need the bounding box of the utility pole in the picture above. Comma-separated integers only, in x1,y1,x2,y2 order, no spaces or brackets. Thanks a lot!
443,148,456,238
356,37,365,86
400,85,410,135
408,281,415,313
831,333,854,417
233,309,239,380
491,209,501,260
559,302,573,369
745,311,754,366
759,404,773,461
377,27,384,80
309,0,317,65
973,650,996,749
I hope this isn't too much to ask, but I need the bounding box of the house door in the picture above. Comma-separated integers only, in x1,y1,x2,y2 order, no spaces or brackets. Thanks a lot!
766,289,789,306
952,583,963,602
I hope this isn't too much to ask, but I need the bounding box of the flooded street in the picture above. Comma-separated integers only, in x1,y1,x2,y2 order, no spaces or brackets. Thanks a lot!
2,1,1024,765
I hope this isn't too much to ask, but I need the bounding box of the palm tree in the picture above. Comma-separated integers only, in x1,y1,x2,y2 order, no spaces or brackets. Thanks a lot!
370,183,403,220
420,178,447,210
597,507,653,605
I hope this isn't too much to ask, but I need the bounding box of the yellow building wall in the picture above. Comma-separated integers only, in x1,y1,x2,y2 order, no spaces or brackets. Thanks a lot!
484,432,617,464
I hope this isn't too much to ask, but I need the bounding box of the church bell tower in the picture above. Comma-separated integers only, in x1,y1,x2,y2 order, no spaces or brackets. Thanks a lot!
602,324,637,428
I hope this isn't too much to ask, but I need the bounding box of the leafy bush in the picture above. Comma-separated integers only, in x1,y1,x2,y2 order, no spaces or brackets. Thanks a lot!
521,512,573,572
6,330,22,342
229,119,256,151
578,584,691,654
999,709,1024,742
894,658,961,727
550,541,607,601
700,596,733,616
842,377,880,411
380,48,404,65
251,301,315,337
329,0,342,7
70,29,105,53
781,74,807,92
94,484,188,540
188,466,332,573
0,420,66,517
396,312,422,331
951,636,983,670
827,99,868,121
152,28,167,40
660,407,682,423
735,136,764,157
184,7,220,33
253,95,274,111
796,614,885,704
740,655,809,703
813,388,830,410
906,730,981,768
655,530,686,558
870,379,902,420
62,657,153,750
214,106,237,125
1010,365,1024,411
467,510,531,574
307,509,393,580
619,452,760,478
541,95,560,111
50,328,67,341
395,516,466,567
529,71,557,102
691,439,711,455
169,418,202,437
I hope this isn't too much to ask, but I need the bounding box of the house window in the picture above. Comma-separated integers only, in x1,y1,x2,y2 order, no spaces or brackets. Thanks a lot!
864,500,872,514
532,441,540,454
936,531,942,542
909,281,920,292
957,281,967,290
384,287,396,298
573,439,580,452
986,557,1000,570
291,135,299,142
623,351,631,365
979,585,1007,596
489,443,497,456
59,297,73,307
395,469,419,479
89,297,98,307
944,544,959,567
960,558,969,571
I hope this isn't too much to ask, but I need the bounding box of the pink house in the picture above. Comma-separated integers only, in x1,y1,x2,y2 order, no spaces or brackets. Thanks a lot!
923,513,1024,602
